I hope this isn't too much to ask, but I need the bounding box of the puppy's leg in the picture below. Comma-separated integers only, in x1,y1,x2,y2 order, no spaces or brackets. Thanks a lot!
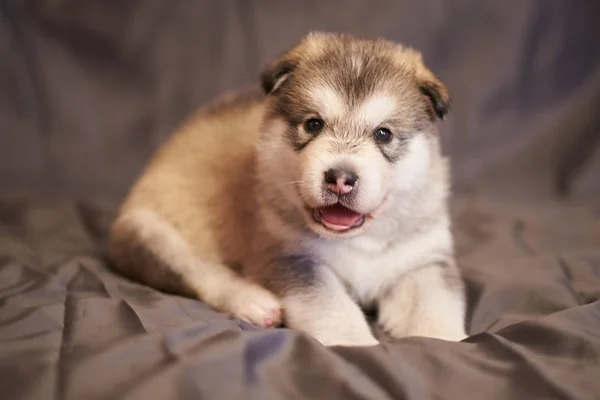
378,263,467,341
261,256,378,347
109,208,282,328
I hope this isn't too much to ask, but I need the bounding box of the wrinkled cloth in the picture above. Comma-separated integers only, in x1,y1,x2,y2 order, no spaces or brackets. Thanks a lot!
0,196,598,400
1,0,600,399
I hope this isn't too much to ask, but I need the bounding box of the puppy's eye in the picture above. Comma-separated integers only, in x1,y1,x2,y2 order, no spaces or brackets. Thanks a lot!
304,118,324,134
374,128,392,143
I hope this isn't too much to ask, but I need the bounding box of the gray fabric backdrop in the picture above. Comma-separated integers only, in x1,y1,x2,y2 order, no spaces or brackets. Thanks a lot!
1,0,599,204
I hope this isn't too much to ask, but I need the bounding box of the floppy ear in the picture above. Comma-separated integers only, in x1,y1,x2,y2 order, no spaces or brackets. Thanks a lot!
260,56,297,94
418,75,451,120
260,31,333,94
400,48,451,120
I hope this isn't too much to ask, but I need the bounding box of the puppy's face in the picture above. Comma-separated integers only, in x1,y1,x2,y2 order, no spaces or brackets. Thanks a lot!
258,33,450,238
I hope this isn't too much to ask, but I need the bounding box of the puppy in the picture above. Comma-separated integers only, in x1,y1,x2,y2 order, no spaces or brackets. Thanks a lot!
108,32,467,346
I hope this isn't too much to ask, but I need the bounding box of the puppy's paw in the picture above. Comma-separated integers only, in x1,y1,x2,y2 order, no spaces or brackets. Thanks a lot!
320,337,380,347
382,321,467,342
310,329,380,347
230,283,283,328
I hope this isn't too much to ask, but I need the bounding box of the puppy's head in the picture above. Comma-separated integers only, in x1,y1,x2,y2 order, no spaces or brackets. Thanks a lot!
257,32,450,238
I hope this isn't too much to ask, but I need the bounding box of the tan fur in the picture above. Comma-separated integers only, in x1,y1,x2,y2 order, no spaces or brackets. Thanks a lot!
109,32,466,346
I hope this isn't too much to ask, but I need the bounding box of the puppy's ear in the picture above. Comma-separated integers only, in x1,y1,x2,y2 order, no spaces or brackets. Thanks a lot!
418,75,451,120
260,55,297,94
261,31,333,94
399,48,451,120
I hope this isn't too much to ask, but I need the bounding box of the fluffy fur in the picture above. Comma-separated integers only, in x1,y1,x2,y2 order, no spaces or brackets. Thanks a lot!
108,32,467,346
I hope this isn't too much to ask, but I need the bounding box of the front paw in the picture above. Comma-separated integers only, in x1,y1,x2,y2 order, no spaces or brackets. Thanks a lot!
311,330,380,347
381,319,467,342
229,283,283,328
320,337,380,347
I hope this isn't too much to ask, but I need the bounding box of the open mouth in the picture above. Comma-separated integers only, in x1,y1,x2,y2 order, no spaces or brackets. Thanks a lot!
311,203,366,232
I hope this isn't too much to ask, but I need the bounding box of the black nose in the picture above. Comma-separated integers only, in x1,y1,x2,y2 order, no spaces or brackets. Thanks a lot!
324,168,358,195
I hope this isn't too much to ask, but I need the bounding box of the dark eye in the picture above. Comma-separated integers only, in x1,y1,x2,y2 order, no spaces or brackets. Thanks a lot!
374,128,392,143
304,118,324,134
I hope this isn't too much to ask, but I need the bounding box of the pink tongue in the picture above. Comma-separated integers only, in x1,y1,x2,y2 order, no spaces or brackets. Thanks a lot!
319,204,363,227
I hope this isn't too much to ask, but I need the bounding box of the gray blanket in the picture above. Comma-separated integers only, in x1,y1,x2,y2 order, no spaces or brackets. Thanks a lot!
1,1,599,399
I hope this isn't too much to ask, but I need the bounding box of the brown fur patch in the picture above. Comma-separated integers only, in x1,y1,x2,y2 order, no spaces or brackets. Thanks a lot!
108,218,195,298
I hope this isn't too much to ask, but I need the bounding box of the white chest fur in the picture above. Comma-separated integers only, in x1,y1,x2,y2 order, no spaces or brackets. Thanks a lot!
310,223,453,306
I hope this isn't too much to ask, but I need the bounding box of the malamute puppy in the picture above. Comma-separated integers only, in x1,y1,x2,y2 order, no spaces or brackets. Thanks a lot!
108,32,467,346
